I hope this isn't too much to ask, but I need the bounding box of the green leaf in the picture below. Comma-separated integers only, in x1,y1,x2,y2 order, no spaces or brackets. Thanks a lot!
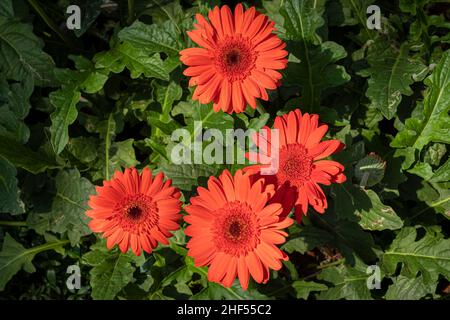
83,246,138,300
417,181,450,219
154,81,182,118
391,50,450,150
158,163,219,191
48,169,94,245
292,280,328,299
0,77,33,144
72,0,103,37
94,41,169,80
423,143,446,167
354,153,386,187
310,212,377,262
109,139,139,170
49,86,81,155
146,0,185,26
0,158,24,214
332,184,403,231
0,135,60,174
0,17,56,86
67,55,108,93
67,137,98,163
0,0,13,18
359,41,427,119
118,20,183,57
317,258,373,300
408,162,434,180
285,41,350,111
151,81,182,136
430,158,450,183
173,101,235,137
382,227,450,282
327,0,375,27
0,234,67,291
281,0,325,42
282,225,333,254
385,275,436,300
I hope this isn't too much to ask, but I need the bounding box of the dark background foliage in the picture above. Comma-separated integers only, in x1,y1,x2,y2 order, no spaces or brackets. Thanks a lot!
0,0,449,300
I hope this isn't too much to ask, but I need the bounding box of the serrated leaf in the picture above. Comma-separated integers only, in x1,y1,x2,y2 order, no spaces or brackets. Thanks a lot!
0,234,67,291
0,0,13,18
327,0,375,27
292,280,328,299
430,158,450,183
109,139,139,170
310,212,377,262
83,248,137,300
382,227,450,282
285,41,350,111
391,50,450,150
94,41,169,80
385,275,436,300
173,101,234,138
423,143,446,166
281,0,326,41
317,259,373,300
0,77,33,144
0,17,55,86
359,41,427,119
158,163,219,191
49,86,81,155
282,225,333,254
151,81,182,137
332,184,403,231
48,169,94,245
0,135,60,174
118,20,183,57
0,158,24,214
66,55,108,94
67,137,98,163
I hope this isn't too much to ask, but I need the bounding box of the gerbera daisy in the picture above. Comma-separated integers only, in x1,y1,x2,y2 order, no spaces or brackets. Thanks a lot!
184,169,293,290
180,4,288,113
86,167,182,256
245,109,346,223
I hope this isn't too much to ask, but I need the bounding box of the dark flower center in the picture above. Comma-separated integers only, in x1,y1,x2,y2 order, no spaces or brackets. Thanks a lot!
212,201,260,256
127,205,143,220
215,36,256,81
277,143,313,187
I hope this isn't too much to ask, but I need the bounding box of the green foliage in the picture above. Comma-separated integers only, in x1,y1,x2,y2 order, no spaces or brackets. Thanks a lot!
0,0,449,301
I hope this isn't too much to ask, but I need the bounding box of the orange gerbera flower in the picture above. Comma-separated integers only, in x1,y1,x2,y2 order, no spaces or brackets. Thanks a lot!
180,4,288,113
86,168,182,256
184,169,293,290
245,109,346,222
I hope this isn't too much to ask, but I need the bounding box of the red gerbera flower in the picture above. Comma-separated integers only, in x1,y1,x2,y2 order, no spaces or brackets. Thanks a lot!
86,168,182,256
184,169,293,290
245,109,346,222
180,4,288,113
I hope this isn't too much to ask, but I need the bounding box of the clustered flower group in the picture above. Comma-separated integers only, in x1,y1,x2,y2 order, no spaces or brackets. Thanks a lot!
86,4,346,291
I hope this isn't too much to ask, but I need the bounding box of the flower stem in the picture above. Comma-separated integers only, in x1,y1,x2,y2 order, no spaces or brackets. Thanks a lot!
256,104,267,115
127,0,135,25
27,239,71,256
0,220,27,227
105,113,113,180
